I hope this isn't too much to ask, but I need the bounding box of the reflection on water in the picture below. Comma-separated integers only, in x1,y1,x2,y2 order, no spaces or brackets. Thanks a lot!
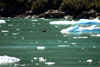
0,18,100,67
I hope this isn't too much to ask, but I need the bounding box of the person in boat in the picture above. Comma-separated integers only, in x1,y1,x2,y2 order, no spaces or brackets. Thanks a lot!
42,29,46,32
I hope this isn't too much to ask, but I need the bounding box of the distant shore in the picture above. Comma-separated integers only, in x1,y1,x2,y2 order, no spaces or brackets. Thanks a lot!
0,9,100,19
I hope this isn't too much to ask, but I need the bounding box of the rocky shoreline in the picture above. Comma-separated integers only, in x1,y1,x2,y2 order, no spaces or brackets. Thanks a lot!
0,9,100,19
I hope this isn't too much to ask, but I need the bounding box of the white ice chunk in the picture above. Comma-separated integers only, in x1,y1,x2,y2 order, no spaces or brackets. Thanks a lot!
45,62,55,65
12,33,18,35
0,55,20,65
86,59,92,62
16,29,20,30
39,57,46,62
58,45,67,47
8,24,13,26
50,18,100,25
0,20,6,23
1,30,9,32
34,57,37,60
91,34,100,37
31,20,38,21
37,46,45,49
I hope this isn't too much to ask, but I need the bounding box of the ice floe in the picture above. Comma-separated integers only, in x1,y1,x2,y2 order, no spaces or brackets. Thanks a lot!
1,30,9,32
86,59,92,62
39,57,47,62
45,62,55,65
58,45,67,47
60,25,100,33
31,20,38,21
73,36,88,39
50,18,100,25
0,20,6,23
91,34,100,37
0,55,20,65
37,46,45,49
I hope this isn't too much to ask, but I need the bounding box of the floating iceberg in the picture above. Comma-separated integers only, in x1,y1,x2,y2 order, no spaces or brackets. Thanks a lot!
60,25,100,33
50,18,100,25
0,55,20,65
0,20,6,23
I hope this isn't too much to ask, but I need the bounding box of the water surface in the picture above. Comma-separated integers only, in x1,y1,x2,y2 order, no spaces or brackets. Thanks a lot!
0,18,100,67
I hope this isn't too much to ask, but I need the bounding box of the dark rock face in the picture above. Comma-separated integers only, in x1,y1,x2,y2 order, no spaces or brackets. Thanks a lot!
38,10,66,18
77,9,97,19
0,9,99,19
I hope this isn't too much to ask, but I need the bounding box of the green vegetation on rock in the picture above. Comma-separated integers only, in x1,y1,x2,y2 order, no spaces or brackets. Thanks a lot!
0,0,100,11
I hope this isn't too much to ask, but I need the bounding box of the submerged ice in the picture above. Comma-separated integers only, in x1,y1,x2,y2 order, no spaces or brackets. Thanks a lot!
60,25,100,33
50,18,100,25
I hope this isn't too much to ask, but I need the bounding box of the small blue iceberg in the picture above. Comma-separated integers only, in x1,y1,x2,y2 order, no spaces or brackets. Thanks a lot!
60,25,100,33
50,18,100,25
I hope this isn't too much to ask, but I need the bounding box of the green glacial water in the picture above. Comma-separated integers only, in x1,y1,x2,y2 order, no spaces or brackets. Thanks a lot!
0,18,100,67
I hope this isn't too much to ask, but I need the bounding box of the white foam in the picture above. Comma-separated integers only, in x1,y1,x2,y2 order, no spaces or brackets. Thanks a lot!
37,46,45,49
